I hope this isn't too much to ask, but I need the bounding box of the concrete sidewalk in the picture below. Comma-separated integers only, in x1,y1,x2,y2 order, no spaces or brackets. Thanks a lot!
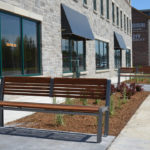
108,95,150,150
0,127,115,150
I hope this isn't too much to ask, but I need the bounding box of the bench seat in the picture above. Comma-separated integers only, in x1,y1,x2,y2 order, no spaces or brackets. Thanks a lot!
0,101,99,113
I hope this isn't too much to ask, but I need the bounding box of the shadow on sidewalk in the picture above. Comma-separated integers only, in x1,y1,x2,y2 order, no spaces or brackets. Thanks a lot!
0,127,96,143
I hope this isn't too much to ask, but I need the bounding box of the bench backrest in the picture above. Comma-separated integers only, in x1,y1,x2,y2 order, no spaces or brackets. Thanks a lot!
0,77,111,106
120,67,136,73
138,66,150,74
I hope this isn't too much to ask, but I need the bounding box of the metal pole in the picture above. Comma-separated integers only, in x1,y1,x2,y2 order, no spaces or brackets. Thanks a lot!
0,77,4,127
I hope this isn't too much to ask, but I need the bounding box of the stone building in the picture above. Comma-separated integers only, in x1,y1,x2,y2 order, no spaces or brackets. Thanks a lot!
132,7,150,67
0,0,132,80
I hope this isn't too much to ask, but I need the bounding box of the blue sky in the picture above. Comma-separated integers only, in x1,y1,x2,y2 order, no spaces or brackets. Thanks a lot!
132,0,150,10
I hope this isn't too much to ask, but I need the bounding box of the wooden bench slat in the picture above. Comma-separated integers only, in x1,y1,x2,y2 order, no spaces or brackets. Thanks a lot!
4,92,49,97
53,91,105,96
54,84,106,88
53,87,106,92
4,89,49,94
4,83,50,87
0,101,99,113
4,86,50,90
54,78,107,85
4,77,51,83
52,94,105,99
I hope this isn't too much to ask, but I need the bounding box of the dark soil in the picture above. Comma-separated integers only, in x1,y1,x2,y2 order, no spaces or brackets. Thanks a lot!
7,91,149,136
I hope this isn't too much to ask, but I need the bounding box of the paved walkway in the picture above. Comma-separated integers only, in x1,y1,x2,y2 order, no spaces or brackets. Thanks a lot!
0,128,115,150
108,95,150,150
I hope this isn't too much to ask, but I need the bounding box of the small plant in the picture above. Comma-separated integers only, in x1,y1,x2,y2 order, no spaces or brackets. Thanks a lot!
53,97,56,104
109,95,115,116
122,87,128,104
93,99,100,105
65,97,73,105
56,114,64,126
111,84,117,94
135,85,143,92
80,98,88,106
117,97,122,109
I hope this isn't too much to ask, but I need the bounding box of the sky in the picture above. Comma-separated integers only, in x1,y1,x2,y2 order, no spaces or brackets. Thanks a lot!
132,0,150,10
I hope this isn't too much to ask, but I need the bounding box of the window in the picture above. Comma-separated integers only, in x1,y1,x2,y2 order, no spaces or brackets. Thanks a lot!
100,0,104,16
120,10,123,29
116,7,119,26
127,17,129,34
112,3,115,24
93,0,97,11
62,39,86,73
114,49,122,69
83,0,87,5
106,0,109,19
130,19,132,34
124,14,126,32
0,12,41,76
95,40,109,70
126,49,131,67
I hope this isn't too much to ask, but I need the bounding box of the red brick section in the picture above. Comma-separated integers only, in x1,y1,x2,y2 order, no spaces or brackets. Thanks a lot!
132,7,149,67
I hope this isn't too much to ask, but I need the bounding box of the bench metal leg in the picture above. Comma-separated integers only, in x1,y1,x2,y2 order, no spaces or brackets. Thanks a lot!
0,109,3,127
104,111,109,136
97,109,103,143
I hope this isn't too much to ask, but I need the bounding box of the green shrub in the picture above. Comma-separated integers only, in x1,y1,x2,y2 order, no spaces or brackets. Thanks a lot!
122,87,128,104
80,98,88,106
53,97,56,104
65,97,73,105
109,96,115,116
56,114,64,126
94,99,100,105
117,97,122,109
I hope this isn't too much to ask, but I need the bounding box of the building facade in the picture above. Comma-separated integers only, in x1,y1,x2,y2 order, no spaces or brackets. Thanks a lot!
0,0,132,80
132,8,150,67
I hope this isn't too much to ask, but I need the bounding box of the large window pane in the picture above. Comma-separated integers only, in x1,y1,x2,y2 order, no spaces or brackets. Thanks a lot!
115,49,122,68
1,13,21,76
62,39,71,73
78,41,85,71
95,40,109,70
126,49,131,67
62,39,86,73
23,19,39,74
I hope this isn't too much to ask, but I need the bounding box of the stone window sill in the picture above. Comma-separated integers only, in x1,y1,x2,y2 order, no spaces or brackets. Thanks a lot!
96,69,110,73
80,71,88,75
83,3,88,9
63,72,73,77
93,10,98,15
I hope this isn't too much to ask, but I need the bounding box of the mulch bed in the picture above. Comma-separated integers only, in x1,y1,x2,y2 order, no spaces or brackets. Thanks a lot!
7,91,149,136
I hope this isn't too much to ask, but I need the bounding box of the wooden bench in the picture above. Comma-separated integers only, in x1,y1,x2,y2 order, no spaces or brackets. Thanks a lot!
118,67,150,86
0,77,111,143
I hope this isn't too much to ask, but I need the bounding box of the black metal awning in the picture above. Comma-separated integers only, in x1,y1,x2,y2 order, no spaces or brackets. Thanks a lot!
61,4,94,40
114,32,127,49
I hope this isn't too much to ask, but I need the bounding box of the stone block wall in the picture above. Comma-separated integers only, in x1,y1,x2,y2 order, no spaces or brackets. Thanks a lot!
0,0,132,80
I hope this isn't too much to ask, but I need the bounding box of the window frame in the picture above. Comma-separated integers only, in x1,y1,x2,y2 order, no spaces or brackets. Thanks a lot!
93,0,97,11
112,2,115,24
116,6,119,26
126,49,131,67
62,38,86,73
106,0,109,19
114,49,122,69
0,10,41,77
83,0,87,5
120,10,123,29
100,0,104,16
95,40,109,70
